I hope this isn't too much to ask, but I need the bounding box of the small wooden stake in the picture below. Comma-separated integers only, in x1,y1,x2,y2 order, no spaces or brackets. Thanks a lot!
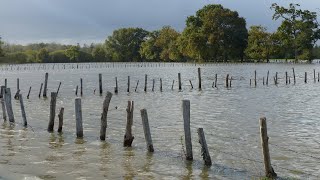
254,70,257,87
100,92,113,141
27,86,31,99
182,100,193,160
135,80,139,92
80,78,83,96
4,88,14,123
75,85,78,96
124,101,134,147
260,117,277,178
99,73,103,95
75,98,83,138
214,74,217,88
1,97,6,121
18,94,27,127
160,78,163,92
305,72,307,83
314,69,316,82
226,74,229,88
197,128,212,166
171,80,175,90
285,72,288,85
58,107,64,133
56,82,61,96
178,73,182,90
144,74,147,92
43,72,48,97
152,79,155,92
140,109,154,152
48,92,57,132
198,68,201,90
189,80,193,89
127,76,130,92
39,83,43,98
115,77,118,94
17,78,20,91
266,70,269,86
293,68,296,84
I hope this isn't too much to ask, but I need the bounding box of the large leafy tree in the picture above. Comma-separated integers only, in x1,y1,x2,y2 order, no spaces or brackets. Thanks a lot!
92,45,106,62
36,48,49,62
140,31,161,61
271,3,320,61
105,28,149,62
0,36,4,57
179,4,248,62
65,45,80,61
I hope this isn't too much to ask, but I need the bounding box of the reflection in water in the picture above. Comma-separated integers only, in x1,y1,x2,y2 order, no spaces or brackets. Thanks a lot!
99,142,111,174
200,166,210,180
122,147,136,180
182,161,193,179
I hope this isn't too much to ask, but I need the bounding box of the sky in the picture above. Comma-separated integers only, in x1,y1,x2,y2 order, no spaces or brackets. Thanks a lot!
1,0,320,45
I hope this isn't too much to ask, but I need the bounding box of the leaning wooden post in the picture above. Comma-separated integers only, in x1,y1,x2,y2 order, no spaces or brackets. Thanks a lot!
75,86,79,96
18,94,27,127
260,117,277,178
100,92,113,141
266,70,269,86
160,78,163,92
171,80,175,90
305,72,307,83
124,101,134,147
226,74,229,88
1,97,6,121
135,80,139,92
178,73,182,90
140,109,154,152
114,77,118,94
4,88,14,122
254,70,257,87
47,92,57,132
127,76,130,92
39,83,43,98
144,74,148,92
80,78,83,96
56,82,61,96
99,73,103,95
182,100,193,160
197,128,212,166
198,68,201,90
27,86,31,99
189,80,194,89
75,98,83,138
292,68,296,84
57,107,64,133
43,72,48,97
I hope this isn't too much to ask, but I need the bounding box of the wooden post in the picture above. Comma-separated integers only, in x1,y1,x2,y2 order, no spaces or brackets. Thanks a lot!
56,82,61,96
189,80,193,89
140,109,154,152
27,86,31,99
226,74,229,88
75,98,83,138
144,74,147,92
171,80,175,90
263,77,265,85
314,69,316,82
214,74,217,88
260,117,277,178
318,72,319,82
17,78,20,91
124,101,134,147
266,70,269,86
43,72,48,97
4,88,14,123
152,79,155,92
197,128,212,166
160,78,163,92
14,89,20,100
1,97,6,121
178,73,182,90
48,92,57,132
250,79,252,86
18,94,27,127
115,77,118,94
100,92,113,141
39,83,43,98
305,72,307,83
58,107,64,133
182,100,193,160
135,80,139,92
198,68,201,90
5,79,7,88
254,70,257,87
275,72,278,85
80,78,83,96
127,76,130,92
75,85,78,96
285,72,288,84
293,68,296,84
99,73,103,95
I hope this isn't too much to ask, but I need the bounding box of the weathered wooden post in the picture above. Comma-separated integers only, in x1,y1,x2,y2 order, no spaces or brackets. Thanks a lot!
4,88,14,122
57,107,64,133
18,94,27,127
75,98,83,138
115,77,118,94
189,80,194,89
178,73,182,90
226,74,229,88
124,101,134,147
198,68,201,90
171,80,175,90
275,72,278,85
160,78,163,92
144,74,147,92
266,71,269,86
127,76,130,92
152,79,155,91
305,72,307,83
285,72,288,85
75,85,79,96
100,92,113,141
254,70,257,87
260,117,277,178
292,68,296,84
1,97,6,121
27,86,31,99
140,109,154,152
263,77,265,85
14,89,20,100
214,74,217,88
250,79,252,86
56,82,61,96
39,83,43,98
17,78,20,91
135,80,139,92
197,128,212,166
43,72,48,97
318,72,320,82
314,69,316,82
80,78,83,96
182,100,193,160
48,92,57,132
5,79,7,88
99,73,103,95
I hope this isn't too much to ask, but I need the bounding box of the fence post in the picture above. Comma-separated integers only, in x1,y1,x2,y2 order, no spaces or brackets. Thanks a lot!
293,68,296,84
144,74,147,92
124,101,134,147
140,109,154,152
182,100,193,160
99,73,103,95
18,94,27,127
197,128,212,166
198,68,201,90
47,92,57,132
43,72,48,97
178,73,182,90
58,107,64,133
260,117,277,178
4,88,14,123
75,98,83,138
100,92,113,140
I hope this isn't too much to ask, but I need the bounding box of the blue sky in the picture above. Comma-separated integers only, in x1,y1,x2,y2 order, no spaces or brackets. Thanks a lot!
0,0,319,45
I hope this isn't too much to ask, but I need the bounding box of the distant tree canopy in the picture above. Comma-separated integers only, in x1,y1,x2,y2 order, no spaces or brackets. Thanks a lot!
1,3,320,64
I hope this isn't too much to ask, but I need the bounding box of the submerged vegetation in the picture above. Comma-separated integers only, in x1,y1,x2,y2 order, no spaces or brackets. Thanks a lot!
0,3,320,64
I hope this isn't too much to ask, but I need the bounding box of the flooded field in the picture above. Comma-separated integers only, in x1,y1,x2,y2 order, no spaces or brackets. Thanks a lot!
0,62,319,179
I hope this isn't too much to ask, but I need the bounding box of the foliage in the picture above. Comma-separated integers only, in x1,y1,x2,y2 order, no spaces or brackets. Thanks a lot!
0,36,4,57
140,31,161,61
179,4,248,62
105,27,149,62
65,45,80,61
92,45,107,62
36,48,50,62
49,50,69,63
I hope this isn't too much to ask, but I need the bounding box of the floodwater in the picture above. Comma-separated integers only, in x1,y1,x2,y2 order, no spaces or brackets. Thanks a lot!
0,62,319,180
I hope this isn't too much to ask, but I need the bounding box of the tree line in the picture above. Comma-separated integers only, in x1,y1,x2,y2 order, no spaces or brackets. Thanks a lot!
1,3,320,64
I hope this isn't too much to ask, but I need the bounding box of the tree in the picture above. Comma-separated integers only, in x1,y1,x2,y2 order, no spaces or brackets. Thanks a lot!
245,26,280,62
36,48,49,62
271,3,320,62
65,45,80,61
105,28,149,62
140,31,161,61
92,45,106,62
49,50,69,63
179,4,248,62
0,36,4,57
25,50,38,63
